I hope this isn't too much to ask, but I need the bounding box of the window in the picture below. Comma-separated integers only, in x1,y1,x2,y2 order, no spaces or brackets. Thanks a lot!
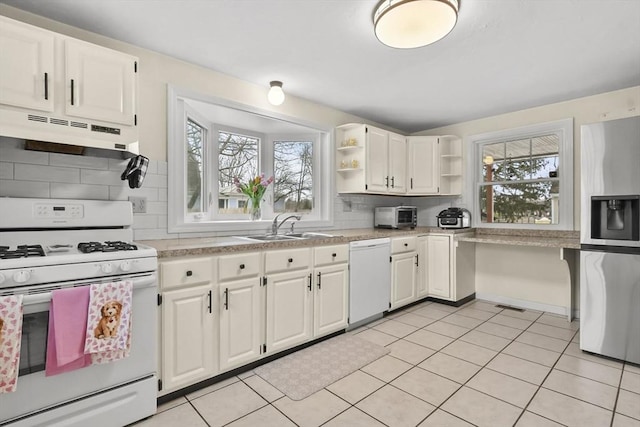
168,87,332,233
470,119,573,229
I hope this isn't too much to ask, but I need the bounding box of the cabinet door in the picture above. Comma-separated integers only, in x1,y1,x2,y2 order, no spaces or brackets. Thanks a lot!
314,264,348,337
266,270,313,353
416,237,429,298
390,252,418,310
162,284,215,391
65,39,136,125
366,126,389,193
219,278,262,371
388,132,407,194
427,235,452,299
408,136,439,194
0,17,54,112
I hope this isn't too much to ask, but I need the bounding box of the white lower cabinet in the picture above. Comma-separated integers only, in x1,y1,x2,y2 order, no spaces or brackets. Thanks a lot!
426,234,452,299
422,233,476,302
390,236,418,311
314,263,348,336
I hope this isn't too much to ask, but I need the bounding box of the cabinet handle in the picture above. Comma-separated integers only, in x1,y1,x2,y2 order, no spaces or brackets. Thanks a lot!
207,290,212,314
223,288,229,310
44,73,48,100
385,176,389,187
239,263,245,270
317,272,322,289
186,270,193,277
411,178,413,189
308,273,312,291
288,258,293,263
70,79,75,105
391,176,395,188
415,254,419,267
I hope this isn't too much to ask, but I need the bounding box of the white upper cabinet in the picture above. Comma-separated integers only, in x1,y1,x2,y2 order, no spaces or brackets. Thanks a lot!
0,17,54,112
366,126,390,193
65,39,137,125
388,132,407,194
408,136,439,194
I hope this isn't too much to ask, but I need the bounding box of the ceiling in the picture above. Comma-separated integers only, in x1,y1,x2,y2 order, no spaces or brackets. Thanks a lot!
3,0,639,133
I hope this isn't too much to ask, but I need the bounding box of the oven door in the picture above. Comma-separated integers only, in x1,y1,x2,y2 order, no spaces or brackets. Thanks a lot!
0,273,157,425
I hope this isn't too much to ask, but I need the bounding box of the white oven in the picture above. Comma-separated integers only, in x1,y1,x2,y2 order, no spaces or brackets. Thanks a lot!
0,198,158,427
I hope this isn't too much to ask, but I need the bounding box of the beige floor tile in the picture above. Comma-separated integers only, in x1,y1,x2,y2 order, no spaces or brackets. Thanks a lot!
543,369,618,410
488,313,534,330
356,384,436,427
528,388,613,427
536,313,580,330
502,341,561,367
190,381,267,427
441,340,498,366
225,405,296,427
475,321,522,339
325,370,385,404
354,328,397,347
273,389,350,427
323,407,386,427
424,320,470,338
418,409,475,426
555,354,622,387
441,386,522,427
616,389,640,420
467,368,538,408
440,313,485,329
625,363,640,375
385,310,407,320
456,307,497,321
407,300,433,311
418,352,481,384
391,367,460,406
515,411,564,426
613,413,640,427
459,330,511,351
516,331,569,353
486,353,551,385
243,374,284,402
621,370,640,394
367,317,389,327
528,322,577,341
156,396,188,414
361,354,413,382
135,402,207,427
499,308,542,322
405,329,455,350
466,300,503,313
185,376,240,400
393,312,436,328
429,303,460,313
563,342,624,369
412,306,451,320
372,319,418,338
236,369,255,380
386,339,436,365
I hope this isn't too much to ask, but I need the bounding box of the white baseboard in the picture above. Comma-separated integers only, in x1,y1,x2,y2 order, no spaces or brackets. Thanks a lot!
476,292,570,317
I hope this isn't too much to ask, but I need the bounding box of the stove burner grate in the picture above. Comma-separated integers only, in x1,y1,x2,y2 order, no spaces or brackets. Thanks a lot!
77,241,138,254
0,245,46,259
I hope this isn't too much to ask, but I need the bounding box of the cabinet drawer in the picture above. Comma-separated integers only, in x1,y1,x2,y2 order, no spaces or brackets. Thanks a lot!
391,236,417,254
264,247,311,274
218,252,261,282
314,244,348,266
160,257,214,290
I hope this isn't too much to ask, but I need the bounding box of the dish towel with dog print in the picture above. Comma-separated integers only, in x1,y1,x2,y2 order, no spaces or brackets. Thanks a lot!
0,295,23,393
84,281,132,355
45,286,92,377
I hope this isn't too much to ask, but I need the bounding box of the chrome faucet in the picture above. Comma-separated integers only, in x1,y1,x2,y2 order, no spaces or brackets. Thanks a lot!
271,213,301,235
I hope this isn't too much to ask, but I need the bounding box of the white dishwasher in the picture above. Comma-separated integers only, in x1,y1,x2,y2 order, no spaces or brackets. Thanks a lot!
349,238,391,327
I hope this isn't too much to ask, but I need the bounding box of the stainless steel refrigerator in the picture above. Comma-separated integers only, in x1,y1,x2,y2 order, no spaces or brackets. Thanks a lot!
580,115,640,364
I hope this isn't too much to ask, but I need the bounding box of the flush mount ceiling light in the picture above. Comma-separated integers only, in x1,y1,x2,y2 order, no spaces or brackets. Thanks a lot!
267,81,285,106
373,0,459,49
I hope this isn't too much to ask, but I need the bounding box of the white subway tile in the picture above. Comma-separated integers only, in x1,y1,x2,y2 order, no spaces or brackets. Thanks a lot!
50,153,109,170
0,162,13,179
146,201,167,215
157,161,168,175
108,158,129,171
81,169,124,186
141,173,167,188
0,180,50,198
109,185,158,201
132,214,158,229
15,164,79,183
134,229,174,241
145,160,157,175
158,188,168,202
0,140,49,165
50,183,109,200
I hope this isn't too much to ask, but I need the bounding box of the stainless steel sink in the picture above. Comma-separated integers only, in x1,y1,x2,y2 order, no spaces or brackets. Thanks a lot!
283,232,334,239
236,232,334,242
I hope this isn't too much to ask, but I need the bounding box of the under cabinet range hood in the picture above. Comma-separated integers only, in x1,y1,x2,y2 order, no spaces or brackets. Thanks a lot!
0,15,140,157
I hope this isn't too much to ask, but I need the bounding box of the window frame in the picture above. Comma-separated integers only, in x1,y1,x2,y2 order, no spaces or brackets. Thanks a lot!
167,85,334,234
468,118,574,230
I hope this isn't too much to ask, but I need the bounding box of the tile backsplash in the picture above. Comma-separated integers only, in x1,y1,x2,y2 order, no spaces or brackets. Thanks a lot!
1,137,459,241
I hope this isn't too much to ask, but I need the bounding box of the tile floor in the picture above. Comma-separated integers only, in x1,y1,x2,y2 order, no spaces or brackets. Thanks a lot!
135,300,640,427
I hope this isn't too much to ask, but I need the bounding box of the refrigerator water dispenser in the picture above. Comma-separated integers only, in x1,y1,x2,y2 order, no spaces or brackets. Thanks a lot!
590,195,639,241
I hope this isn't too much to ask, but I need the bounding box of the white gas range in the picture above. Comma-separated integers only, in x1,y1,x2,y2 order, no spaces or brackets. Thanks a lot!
0,198,158,427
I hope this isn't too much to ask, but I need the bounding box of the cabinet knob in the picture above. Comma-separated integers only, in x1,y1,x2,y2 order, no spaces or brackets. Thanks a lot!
288,258,293,263
239,264,245,270
404,243,408,247
186,270,193,277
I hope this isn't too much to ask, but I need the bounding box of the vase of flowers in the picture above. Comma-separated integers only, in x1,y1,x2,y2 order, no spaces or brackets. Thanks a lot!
234,174,274,220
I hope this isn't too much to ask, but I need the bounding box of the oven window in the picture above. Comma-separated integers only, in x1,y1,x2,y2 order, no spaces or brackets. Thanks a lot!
397,210,413,223
19,311,48,376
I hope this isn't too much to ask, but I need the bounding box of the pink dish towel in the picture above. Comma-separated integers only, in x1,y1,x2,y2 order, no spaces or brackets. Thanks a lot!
84,281,132,355
0,295,24,393
45,286,92,377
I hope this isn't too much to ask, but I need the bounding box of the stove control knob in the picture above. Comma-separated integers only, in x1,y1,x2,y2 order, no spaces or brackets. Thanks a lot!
101,263,114,274
120,260,132,272
13,270,31,284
